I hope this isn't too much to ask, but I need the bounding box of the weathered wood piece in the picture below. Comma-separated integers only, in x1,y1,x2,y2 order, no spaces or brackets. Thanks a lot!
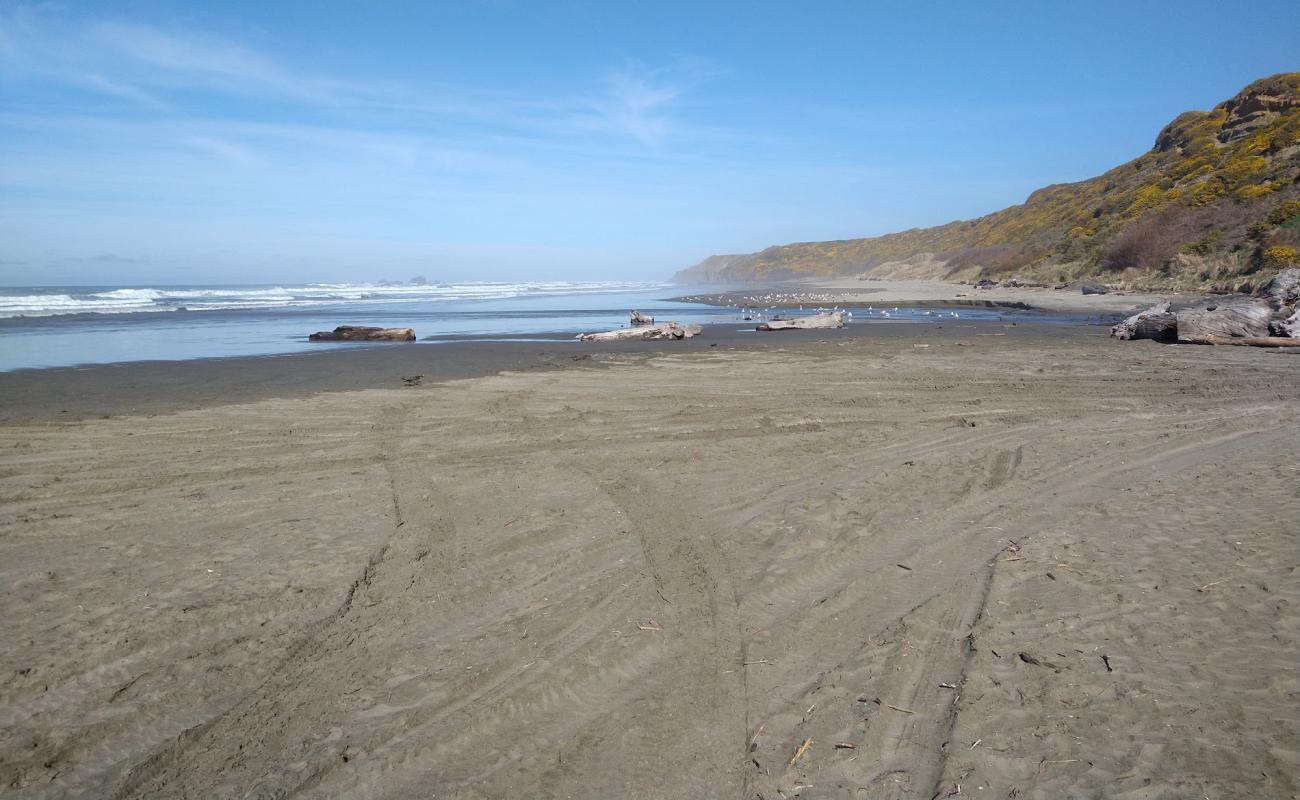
629,310,655,326
1080,280,1109,295
1273,309,1300,339
1261,268,1299,309
1110,302,1176,342
309,326,416,342
756,311,845,331
577,322,702,342
1175,298,1274,341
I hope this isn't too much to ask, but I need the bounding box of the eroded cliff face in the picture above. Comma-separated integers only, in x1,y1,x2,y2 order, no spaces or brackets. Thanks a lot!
677,73,1300,291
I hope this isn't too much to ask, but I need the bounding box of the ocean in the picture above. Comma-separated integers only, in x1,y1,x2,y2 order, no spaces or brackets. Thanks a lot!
0,281,1023,372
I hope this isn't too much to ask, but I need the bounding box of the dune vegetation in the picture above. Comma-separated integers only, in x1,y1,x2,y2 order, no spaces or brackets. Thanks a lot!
676,73,1300,291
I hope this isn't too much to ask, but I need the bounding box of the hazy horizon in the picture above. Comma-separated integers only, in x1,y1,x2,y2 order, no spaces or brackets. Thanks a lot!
2,1,1298,286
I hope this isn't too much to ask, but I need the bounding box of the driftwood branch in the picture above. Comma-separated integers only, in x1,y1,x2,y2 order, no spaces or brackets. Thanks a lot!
629,310,655,326
756,311,844,331
577,322,702,342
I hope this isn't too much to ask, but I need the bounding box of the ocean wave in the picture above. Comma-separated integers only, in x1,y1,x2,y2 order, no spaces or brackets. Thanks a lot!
0,281,663,318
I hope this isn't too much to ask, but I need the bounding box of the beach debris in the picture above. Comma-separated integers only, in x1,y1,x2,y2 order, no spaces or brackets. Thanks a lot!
308,325,415,342
629,309,655,326
1080,280,1109,295
1017,651,1061,670
637,618,664,631
756,311,844,332
401,375,423,386
1111,270,1300,346
1176,297,1275,340
789,738,813,766
577,322,702,342
1110,302,1177,342
873,698,918,714
834,742,856,750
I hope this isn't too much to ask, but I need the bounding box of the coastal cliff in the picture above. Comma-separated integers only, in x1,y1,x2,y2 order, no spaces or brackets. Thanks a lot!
675,73,1300,291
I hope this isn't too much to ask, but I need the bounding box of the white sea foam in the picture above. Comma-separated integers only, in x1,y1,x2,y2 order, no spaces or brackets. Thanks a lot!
0,281,661,318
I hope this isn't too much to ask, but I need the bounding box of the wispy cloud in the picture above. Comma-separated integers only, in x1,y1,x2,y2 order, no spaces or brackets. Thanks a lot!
184,136,258,165
0,5,726,155
589,58,720,146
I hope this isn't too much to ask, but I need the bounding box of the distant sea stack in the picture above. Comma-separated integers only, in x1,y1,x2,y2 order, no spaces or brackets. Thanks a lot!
674,73,1300,291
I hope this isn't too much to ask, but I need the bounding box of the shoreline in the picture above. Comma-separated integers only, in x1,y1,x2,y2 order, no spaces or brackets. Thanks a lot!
670,278,1208,315
0,318,1080,423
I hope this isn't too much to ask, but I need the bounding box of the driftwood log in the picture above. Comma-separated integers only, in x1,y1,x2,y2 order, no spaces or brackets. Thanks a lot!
309,326,415,342
1262,268,1299,336
1110,302,1177,342
757,311,845,331
629,310,654,326
1175,297,1275,340
1111,272,1300,347
1080,280,1109,295
577,322,702,342
1274,309,1300,339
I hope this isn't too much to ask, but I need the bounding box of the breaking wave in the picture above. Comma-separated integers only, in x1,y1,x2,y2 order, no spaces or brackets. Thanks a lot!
0,281,662,319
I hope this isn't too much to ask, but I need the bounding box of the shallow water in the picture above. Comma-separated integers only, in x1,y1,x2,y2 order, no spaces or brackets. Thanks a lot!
0,282,1040,371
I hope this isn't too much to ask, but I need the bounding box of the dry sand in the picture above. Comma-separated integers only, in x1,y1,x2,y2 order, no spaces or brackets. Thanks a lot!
2,325,1298,799
675,278,1206,316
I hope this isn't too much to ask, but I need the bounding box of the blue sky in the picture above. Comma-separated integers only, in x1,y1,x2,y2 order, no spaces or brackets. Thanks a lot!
1,1,1297,285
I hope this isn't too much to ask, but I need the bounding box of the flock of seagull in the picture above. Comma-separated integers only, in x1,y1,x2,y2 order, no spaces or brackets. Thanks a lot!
677,291,964,322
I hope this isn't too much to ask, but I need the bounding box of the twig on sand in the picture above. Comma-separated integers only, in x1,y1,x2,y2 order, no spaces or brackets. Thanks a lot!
1037,757,1079,773
789,738,813,766
1197,580,1225,592
873,698,918,714
835,742,856,750
744,658,774,666
896,563,913,571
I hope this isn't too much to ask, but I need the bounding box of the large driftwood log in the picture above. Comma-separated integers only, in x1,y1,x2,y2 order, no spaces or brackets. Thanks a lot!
1110,302,1176,341
756,311,845,331
629,310,655,326
1175,298,1274,341
309,326,416,342
577,322,702,342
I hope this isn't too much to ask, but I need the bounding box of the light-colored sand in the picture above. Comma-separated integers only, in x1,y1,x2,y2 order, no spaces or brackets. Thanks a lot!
2,331,1297,799
815,278,1205,314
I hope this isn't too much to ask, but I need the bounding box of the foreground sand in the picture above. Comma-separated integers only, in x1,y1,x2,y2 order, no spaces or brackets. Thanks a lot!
2,326,1297,799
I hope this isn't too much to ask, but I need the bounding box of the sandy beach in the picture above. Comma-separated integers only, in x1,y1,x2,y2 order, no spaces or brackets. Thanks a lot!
673,278,1209,316
2,322,1298,799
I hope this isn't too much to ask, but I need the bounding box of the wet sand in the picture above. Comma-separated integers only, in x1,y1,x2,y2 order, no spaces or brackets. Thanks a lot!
2,323,1297,799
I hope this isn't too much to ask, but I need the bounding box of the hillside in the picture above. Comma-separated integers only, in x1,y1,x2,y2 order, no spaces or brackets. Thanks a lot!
675,73,1300,291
